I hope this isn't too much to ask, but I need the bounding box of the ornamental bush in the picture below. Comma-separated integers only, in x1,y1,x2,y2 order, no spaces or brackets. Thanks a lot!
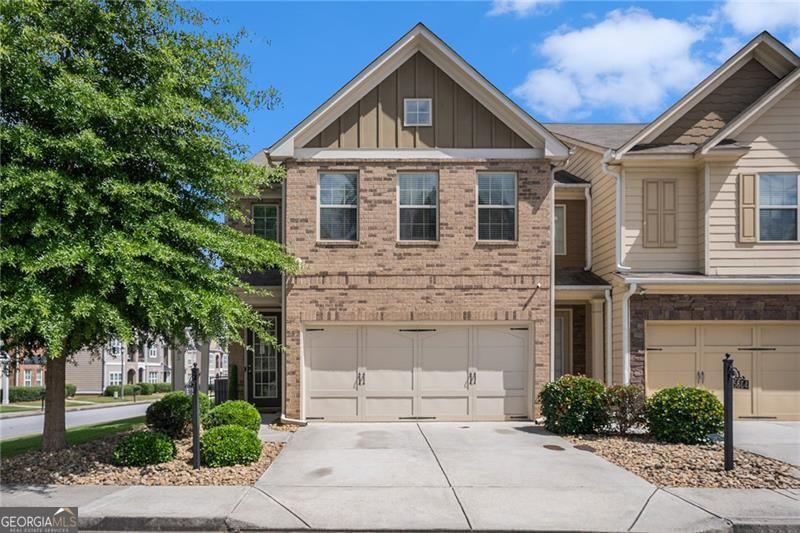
104,384,142,397
204,400,261,433
539,375,608,435
145,391,212,438
138,382,154,395
604,385,646,435
200,425,261,467
645,386,724,444
6,386,45,402
155,383,172,393
112,431,176,466
65,383,77,397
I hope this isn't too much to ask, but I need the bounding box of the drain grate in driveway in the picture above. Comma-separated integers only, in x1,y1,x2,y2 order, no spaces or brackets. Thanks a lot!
544,444,565,451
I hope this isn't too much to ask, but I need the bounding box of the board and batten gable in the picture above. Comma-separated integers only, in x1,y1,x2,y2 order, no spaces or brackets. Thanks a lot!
706,82,800,275
304,52,535,150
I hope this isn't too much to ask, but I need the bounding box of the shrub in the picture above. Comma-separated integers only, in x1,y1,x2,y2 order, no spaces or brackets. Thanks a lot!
645,386,724,444
200,425,261,467
104,384,143,397
145,391,213,438
6,386,45,402
155,382,172,393
65,384,77,397
112,431,176,466
539,375,607,435
205,400,261,433
138,383,154,395
604,385,646,435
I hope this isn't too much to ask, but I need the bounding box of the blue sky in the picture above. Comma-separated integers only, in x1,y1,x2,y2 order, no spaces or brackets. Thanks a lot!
186,1,800,158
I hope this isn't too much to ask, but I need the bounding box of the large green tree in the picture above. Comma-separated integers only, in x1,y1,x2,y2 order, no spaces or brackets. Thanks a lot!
1,0,297,451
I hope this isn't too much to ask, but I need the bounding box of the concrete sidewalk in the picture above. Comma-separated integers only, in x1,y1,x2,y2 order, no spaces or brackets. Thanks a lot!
1,483,798,531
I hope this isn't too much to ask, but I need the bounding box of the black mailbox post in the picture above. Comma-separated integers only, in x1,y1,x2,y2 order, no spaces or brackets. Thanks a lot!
191,363,200,470
723,354,734,471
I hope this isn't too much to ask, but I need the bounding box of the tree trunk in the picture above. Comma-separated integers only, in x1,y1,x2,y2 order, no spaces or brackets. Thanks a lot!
42,355,67,451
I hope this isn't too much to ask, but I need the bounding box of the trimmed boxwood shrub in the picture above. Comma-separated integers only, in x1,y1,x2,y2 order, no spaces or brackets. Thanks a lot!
205,400,261,433
112,430,176,466
604,385,646,435
104,384,142,397
65,384,77,397
155,382,172,393
138,382,155,395
645,386,724,444
145,391,212,438
539,375,607,435
200,425,261,467
5,386,45,402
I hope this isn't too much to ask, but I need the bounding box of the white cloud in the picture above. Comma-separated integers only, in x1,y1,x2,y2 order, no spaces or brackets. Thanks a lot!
789,33,800,52
714,36,746,62
512,8,710,121
488,0,561,18
721,0,800,35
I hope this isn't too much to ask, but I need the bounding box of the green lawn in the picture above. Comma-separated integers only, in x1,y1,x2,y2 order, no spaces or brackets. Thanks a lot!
0,404,36,414
0,416,146,459
14,400,88,409
72,393,167,404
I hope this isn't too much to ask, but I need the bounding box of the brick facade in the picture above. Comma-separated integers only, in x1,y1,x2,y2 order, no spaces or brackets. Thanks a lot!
282,159,553,419
629,293,800,386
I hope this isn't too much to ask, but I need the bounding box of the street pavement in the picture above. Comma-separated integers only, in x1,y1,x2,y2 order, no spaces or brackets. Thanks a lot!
0,402,150,440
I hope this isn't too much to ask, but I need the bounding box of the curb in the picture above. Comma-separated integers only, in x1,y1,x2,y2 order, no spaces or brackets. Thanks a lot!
0,399,157,420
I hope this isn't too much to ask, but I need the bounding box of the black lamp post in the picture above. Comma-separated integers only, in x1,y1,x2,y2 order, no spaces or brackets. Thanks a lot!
191,362,200,469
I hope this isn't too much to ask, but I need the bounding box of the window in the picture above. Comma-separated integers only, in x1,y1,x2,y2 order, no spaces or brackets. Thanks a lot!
554,204,566,255
35,370,42,386
403,98,432,126
319,172,358,241
24,370,32,387
477,173,516,241
759,174,799,241
148,344,157,358
253,205,279,242
398,173,438,241
109,372,122,386
148,372,159,384
110,339,122,358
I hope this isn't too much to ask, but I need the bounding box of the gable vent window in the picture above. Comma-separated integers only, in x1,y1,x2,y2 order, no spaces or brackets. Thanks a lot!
758,173,799,242
398,173,438,241
319,172,358,241
403,98,432,127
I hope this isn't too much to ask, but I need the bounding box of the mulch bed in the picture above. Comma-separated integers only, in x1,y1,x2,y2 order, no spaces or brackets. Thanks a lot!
268,423,301,433
568,434,800,489
0,425,283,486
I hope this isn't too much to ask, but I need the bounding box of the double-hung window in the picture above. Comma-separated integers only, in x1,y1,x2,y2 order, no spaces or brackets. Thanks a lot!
477,172,516,241
109,372,122,386
148,372,159,384
253,205,279,242
36,370,42,386
319,172,358,241
759,173,799,241
24,370,32,387
403,98,432,126
554,204,566,255
398,173,438,241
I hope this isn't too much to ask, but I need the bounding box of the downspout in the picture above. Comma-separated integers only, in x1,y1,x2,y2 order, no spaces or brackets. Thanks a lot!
602,149,630,273
621,283,638,386
549,166,556,383
584,186,592,271
604,288,612,386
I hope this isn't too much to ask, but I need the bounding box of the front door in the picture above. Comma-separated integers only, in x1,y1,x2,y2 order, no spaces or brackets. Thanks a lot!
247,313,281,411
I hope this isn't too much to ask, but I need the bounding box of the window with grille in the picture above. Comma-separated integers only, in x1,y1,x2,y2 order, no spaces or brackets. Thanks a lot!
477,173,516,241
399,173,438,241
319,173,358,241
253,205,279,242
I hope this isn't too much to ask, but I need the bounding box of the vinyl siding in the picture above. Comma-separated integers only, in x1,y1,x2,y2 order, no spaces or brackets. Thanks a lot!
304,52,534,150
623,167,700,272
611,276,626,385
707,83,800,275
554,199,586,269
66,349,104,394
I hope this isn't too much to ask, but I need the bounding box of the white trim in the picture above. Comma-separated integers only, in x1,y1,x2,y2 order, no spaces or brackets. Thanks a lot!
294,148,545,160
549,168,556,384
621,283,638,385
584,186,592,271
556,285,610,291
604,288,612,387
554,204,567,256
756,173,800,243
476,171,518,242
623,276,800,285
601,151,630,272
266,24,567,160
403,98,433,127
554,182,590,188
615,32,799,160
703,164,710,275
397,171,439,242
701,67,800,155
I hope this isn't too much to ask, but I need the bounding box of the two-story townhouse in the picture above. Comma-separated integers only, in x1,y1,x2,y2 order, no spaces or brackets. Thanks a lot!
229,23,570,422
552,32,800,420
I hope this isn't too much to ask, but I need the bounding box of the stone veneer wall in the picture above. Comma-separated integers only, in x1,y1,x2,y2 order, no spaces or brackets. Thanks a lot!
629,294,800,386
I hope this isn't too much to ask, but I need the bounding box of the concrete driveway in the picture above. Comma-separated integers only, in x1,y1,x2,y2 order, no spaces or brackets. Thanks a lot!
255,422,727,531
735,420,800,466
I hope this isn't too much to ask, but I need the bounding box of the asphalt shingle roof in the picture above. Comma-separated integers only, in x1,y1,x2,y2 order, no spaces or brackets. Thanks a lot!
545,123,646,150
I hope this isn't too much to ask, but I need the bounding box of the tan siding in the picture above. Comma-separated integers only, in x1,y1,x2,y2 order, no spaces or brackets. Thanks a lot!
303,52,537,150
707,84,800,275
623,168,700,272
555,199,586,269
653,59,779,145
66,349,104,394
611,276,626,385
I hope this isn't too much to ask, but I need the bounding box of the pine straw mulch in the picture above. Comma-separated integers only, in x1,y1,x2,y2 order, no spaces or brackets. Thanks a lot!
0,425,283,486
568,433,800,489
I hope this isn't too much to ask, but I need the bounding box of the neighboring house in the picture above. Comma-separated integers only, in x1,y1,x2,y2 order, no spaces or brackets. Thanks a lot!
8,352,46,389
550,32,800,420
65,338,173,394
231,24,799,422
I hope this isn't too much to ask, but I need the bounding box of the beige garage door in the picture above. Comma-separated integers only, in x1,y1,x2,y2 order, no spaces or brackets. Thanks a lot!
646,322,800,420
304,325,530,421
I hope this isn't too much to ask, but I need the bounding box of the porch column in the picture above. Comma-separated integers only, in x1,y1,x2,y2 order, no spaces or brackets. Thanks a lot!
591,298,605,382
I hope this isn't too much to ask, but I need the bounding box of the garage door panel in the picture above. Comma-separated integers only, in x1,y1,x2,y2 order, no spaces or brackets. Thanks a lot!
757,351,800,418
646,351,696,395
648,325,697,346
419,396,471,419
702,350,754,418
760,325,800,347
307,329,359,392
703,325,754,347
308,397,360,420
364,397,414,419
474,328,527,392
364,329,415,392
419,329,470,392
474,395,527,419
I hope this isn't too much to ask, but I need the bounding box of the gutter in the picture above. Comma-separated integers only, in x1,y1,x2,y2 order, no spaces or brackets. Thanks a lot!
584,186,592,271
621,283,638,386
623,277,800,285
556,285,610,291
604,288,612,386
601,149,630,273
